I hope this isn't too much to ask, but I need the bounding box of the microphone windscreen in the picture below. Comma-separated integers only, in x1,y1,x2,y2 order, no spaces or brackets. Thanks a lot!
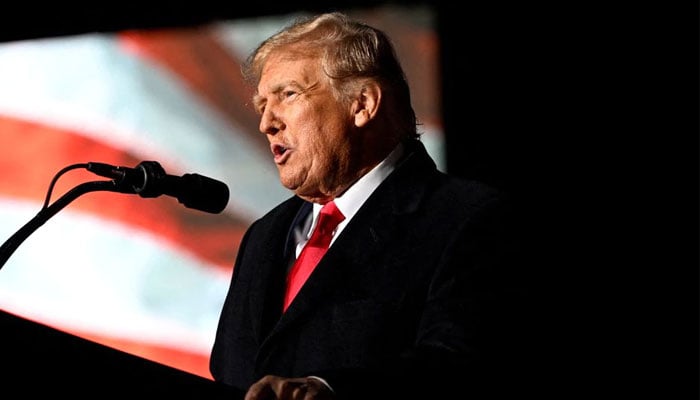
177,173,230,214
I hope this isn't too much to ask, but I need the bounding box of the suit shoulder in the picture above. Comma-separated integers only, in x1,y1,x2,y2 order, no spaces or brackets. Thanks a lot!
256,195,303,220
246,195,305,234
435,174,508,210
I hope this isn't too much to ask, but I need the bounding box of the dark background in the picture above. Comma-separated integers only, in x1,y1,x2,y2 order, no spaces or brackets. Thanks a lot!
0,1,696,397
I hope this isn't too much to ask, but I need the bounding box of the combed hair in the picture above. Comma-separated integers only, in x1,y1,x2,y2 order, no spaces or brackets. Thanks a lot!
242,12,419,140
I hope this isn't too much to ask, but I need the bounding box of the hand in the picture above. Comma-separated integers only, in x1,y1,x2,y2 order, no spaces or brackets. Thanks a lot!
244,375,335,400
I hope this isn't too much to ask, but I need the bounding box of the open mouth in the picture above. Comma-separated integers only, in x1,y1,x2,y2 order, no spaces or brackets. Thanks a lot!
271,143,290,164
272,143,287,156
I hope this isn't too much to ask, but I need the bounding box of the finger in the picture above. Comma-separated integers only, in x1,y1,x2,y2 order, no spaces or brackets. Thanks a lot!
301,379,333,400
274,378,306,400
288,383,307,400
245,377,275,400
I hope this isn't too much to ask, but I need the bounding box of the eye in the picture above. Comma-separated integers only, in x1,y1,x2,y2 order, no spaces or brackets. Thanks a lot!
282,90,297,100
252,97,266,115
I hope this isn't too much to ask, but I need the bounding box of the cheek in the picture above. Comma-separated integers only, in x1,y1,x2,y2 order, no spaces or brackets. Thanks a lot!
305,134,333,165
292,101,351,155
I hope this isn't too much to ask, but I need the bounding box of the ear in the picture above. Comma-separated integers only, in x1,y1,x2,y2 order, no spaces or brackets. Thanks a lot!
353,82,381,128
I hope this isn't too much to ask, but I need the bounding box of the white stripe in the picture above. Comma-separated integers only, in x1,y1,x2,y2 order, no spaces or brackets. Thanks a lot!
0,196,229,354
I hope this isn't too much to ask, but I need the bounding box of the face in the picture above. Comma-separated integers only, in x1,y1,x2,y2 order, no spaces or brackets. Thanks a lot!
253,52,357,203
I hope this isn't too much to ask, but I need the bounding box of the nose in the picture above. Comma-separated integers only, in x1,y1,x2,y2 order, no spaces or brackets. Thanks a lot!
259,106,284,135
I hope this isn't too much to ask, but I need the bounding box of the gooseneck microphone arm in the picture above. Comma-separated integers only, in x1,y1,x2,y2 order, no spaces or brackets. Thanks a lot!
0,179,132,271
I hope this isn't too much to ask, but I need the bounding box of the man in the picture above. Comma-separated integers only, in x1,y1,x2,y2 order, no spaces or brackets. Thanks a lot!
210,12,528,400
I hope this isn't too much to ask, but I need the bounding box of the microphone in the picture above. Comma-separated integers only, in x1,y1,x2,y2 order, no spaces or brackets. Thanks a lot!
86,161,230,214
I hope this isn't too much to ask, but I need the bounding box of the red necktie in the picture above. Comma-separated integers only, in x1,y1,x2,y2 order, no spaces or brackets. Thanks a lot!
283,201,345,311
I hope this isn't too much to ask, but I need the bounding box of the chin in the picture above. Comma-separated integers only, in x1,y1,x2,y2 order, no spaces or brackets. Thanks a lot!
279,178,298,192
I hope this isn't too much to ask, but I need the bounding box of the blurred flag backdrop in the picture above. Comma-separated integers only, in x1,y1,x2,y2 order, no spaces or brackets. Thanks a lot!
0,5,443,379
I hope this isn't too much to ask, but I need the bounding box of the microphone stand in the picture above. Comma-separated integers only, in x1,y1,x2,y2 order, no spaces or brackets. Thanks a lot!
0,180,133,271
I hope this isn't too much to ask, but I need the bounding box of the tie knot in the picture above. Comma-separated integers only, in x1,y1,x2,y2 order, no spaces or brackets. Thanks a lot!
317,201,345,236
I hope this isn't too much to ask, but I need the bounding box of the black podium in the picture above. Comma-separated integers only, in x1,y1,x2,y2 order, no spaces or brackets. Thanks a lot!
0,309,244,398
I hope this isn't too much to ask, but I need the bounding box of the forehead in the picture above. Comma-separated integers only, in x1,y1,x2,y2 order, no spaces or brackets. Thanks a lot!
258,53,323,91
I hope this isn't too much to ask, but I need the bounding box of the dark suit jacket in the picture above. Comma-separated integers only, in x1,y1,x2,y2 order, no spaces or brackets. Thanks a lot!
210,139,530,399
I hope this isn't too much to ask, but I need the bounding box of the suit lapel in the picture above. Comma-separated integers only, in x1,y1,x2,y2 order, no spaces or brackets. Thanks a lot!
247,197,308,342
